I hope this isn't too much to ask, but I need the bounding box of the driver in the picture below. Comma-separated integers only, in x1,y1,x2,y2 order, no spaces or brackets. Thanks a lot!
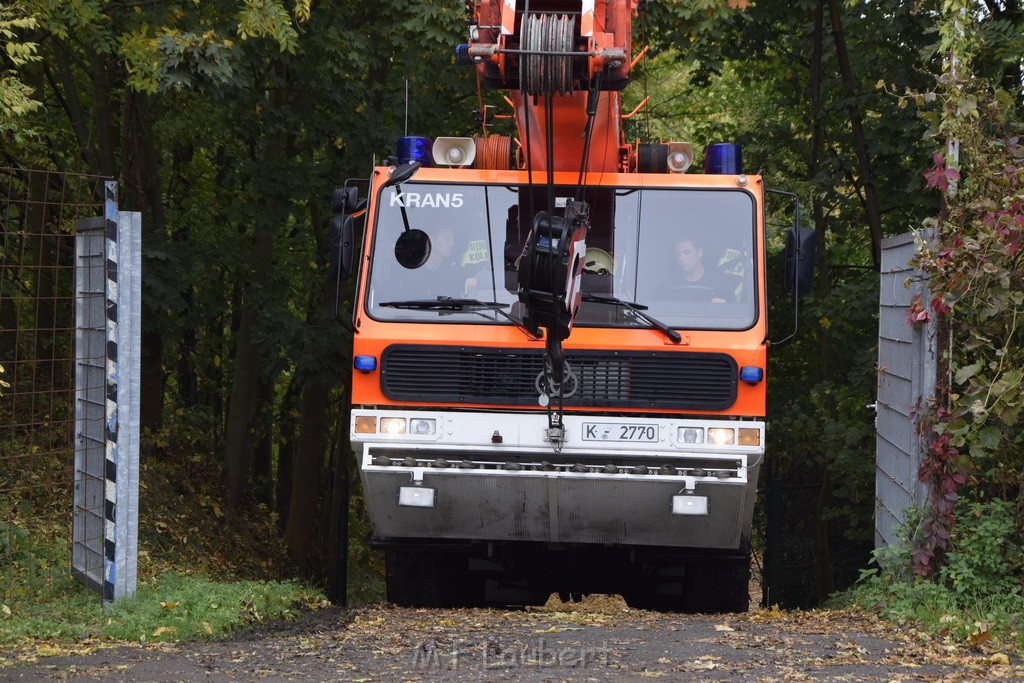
422,225,490,298
674,236,735,303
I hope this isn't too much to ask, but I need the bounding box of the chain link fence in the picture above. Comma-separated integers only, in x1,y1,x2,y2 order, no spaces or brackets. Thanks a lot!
1,167,110,605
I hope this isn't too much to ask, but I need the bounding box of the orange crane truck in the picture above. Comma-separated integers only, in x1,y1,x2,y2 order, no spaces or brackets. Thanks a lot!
330,0,814,612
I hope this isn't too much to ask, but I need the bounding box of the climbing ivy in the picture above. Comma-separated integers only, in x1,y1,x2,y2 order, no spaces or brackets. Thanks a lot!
908,0,1024,577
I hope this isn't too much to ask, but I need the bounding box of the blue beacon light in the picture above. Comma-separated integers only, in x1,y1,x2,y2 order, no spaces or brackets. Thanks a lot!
740,366,764,384
354,355,378,372
704,143,743,175
396,136,433,167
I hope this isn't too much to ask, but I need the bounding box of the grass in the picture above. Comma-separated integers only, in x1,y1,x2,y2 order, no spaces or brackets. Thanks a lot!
103,573,322,642
0,570,322,646
0,501,327,647
0,436,342,647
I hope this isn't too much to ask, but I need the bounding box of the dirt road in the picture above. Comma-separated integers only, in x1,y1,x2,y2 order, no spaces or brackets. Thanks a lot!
2,596,1019,681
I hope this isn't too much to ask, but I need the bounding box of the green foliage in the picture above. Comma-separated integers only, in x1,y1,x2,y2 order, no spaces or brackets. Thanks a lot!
236,0,302,53
0,516,72,613
941,499,1024,597
0,6,42,134
841,499,1024,655
905,0,1024,575
345,492,385,606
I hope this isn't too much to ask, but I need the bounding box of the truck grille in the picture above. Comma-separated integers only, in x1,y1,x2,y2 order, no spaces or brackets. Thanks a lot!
380,345,737,411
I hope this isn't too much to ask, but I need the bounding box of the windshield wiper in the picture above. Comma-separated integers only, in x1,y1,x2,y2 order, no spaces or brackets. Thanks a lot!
581,292,682,344
380,297,539,339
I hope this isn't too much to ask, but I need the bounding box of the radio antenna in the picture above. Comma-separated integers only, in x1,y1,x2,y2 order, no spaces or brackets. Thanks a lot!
404,78,409,136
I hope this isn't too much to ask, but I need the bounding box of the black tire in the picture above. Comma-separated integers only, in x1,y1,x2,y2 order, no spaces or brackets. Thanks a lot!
682,555,751,614
623,590,684,612
624,553,750,614
384,548,484,608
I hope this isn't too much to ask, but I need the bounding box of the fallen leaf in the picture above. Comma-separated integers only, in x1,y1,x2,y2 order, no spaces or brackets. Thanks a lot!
968,625,990,647
689,658,719,670
989,653,1009,665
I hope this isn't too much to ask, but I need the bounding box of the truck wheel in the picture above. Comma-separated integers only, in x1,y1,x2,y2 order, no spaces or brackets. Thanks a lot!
681,555,751,614
622,590,681,612
623,553,750,614
385,549,484,608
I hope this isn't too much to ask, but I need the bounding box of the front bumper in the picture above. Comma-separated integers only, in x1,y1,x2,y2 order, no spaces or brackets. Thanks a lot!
352,409,763,549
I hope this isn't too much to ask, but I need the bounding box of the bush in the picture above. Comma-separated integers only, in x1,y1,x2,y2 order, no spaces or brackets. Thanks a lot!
839,498,1024,655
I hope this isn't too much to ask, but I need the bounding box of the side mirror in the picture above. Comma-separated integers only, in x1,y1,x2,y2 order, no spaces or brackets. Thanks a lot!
332,187,355,214
784,227,816,296
766,188,813,347
328,214,354,281
384,161,421,188
394,229,432,269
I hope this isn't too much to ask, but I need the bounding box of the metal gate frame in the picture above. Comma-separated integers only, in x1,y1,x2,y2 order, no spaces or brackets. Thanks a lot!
72,181,141,603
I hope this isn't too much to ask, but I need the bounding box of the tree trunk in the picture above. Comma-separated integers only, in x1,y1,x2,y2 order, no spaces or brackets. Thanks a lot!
122,89,167,433
284,379,331,568
252,372,278,507
26,170,58,389
275,375,303,524
827,0,883,269
222,60,292,508
223,225,276,508
809,0,836,600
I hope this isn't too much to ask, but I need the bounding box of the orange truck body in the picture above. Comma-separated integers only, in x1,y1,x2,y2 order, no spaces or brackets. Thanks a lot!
342,0,779,612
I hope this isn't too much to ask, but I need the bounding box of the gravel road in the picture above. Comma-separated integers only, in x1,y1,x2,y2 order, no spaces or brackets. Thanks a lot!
2,596,1019,681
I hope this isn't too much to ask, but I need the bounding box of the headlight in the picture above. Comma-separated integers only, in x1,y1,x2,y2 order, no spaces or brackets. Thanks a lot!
380,417,407,435
707,428,735,445
678,427,704,444
409,418,437,435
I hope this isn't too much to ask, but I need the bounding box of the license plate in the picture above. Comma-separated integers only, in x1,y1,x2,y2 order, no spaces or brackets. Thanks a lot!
582,422,658,442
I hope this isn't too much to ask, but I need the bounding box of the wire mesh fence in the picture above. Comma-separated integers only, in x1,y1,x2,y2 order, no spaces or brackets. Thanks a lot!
1,167,110,606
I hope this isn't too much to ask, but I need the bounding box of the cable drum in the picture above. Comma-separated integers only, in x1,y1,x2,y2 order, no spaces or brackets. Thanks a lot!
637,143,668,173
520,13,576,97
475,135,515,170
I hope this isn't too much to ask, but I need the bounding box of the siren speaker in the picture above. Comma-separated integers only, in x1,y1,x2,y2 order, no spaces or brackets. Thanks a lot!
432,137,477,167
667,142,693,173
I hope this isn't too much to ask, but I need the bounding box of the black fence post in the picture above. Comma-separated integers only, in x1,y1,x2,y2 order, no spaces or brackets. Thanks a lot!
763,477,783,607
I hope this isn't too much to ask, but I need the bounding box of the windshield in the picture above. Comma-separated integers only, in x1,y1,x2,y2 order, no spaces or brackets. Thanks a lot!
366,182,757,331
